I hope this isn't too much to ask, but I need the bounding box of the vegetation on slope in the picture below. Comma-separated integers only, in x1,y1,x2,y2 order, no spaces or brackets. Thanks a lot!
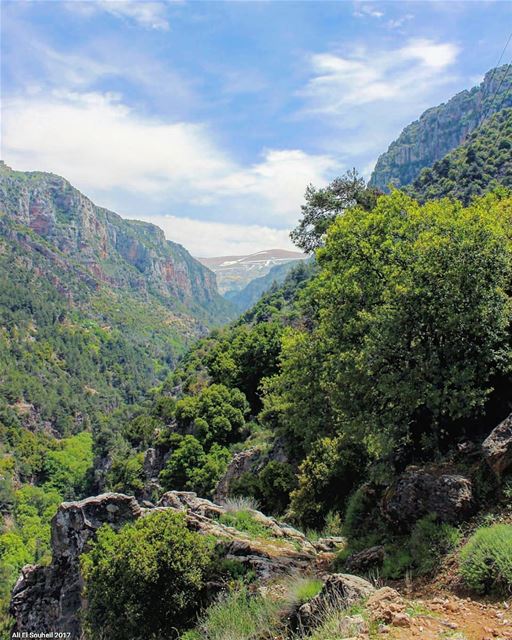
369,65,512,189
408,107,512,204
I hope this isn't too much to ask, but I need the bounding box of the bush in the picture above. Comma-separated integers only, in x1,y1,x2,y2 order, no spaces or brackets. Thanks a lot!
80,510,214,639
409,514,461,575
189,587,281,640
459,524,512,595
289,436,367,529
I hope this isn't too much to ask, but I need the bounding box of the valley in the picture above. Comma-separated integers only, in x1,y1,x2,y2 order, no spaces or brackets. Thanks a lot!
1,60,512,640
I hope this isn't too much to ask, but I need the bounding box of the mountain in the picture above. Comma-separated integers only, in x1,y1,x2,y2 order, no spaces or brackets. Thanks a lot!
407,107,512,204
224,259,304,311
197,248,307,294
0,163,234,435
369,65,512,190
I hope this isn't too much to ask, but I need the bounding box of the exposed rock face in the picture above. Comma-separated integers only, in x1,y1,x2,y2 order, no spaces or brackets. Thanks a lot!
344,545,385,574
10,494,141,638
10,491,342,637
482,412,512,477
213,447,261,502
382,470,473,528
369,65,512,190
297,574,375,631
0,162,233,323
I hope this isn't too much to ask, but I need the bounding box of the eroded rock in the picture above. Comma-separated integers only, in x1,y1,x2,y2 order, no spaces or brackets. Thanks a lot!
382,470,473,527
482,412,512,477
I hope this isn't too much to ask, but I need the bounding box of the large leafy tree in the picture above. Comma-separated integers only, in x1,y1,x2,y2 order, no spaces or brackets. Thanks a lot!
277,191,512,457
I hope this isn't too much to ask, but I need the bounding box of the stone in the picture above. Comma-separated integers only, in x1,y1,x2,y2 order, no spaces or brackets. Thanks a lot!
482,413,512,477
297,574,375,631
10,491,336,637
345,545,384,573
382,470,473,527
367,587,406,624
213,447,261,502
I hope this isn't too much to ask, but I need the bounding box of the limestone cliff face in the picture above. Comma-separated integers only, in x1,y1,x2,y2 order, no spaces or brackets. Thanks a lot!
0,163,233,322
369,65,512,190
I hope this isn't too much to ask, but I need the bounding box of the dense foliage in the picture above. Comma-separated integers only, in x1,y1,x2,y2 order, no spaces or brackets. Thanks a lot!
81,510,214,639
408,108,512,204
459,524,512,595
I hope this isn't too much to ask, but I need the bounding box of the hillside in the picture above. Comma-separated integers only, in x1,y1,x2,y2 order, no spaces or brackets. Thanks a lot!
369,64,512,190
408,107,512,203
224,259,304,311
197,248,306,294
0,164,234,437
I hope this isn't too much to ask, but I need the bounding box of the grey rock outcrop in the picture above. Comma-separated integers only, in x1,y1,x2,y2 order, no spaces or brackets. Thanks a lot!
10,491,341,637
213,447,261,502
10,493,141,638
344,545,385,574
382,470,473,528
297,574,375,631
482,412,512,477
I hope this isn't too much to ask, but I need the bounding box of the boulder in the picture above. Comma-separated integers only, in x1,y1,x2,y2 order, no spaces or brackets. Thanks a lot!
213,447,261,502
10,491,334,637
366,587,406,623
297,574,375,631
344,545,385,574
482,412,512,477
382,470,473,527
10,493,142,638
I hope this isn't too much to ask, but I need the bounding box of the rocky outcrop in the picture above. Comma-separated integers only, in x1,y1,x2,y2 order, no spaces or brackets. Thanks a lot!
213,447,261,502
369,65,512,190
482,412,512,477
296,574,375,631
10,491,342,637
382,470,473,528
10,494,141,638
0,162,233,324
344,545,385,574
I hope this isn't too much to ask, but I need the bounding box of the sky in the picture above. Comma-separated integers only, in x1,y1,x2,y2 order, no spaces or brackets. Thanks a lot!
1,1,512,256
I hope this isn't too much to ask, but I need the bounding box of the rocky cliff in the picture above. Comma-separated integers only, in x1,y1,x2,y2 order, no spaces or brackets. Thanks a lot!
369,65,512,190
0,162,233,324
9,491,342,637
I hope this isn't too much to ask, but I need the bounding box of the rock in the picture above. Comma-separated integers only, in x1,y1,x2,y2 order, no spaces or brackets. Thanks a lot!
391,612,411,628
213,447,261,502
482,413,512,477
10,493,142,638
345,545,384,573
10,491,331,637
297,574,375,631
367,587,406,624
382,470,473,527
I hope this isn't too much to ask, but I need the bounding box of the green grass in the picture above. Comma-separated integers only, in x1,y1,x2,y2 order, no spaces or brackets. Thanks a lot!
218,510,273,540
285,577,323,607
185,587,281,640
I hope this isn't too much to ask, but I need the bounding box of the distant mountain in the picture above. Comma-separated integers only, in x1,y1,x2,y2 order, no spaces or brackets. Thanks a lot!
198,249,307,294
225,260,302,311
407,107,512,204
0,163,234,434
370,65,512,190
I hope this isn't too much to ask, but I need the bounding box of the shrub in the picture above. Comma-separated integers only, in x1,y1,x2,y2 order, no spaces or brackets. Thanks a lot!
190,587,281,640
342,483,385,548
409,514,461,575
459,524,512,595
80,510,214,639
289,436,367,529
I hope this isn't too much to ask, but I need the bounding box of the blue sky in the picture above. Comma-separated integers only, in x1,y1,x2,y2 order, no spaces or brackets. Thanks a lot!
2,0,512,255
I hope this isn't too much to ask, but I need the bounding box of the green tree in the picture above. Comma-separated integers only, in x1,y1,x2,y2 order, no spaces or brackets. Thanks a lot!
290,169,380,253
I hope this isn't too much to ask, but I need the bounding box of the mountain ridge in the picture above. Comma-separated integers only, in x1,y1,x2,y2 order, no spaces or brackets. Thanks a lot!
369,64,512,190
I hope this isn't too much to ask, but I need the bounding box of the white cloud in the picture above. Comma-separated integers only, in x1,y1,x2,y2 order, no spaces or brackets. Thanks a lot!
302,39,459,112
353,3,384,19
65,0,171,30
124,214,296,257
2,90,338,230
297,38,460,169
